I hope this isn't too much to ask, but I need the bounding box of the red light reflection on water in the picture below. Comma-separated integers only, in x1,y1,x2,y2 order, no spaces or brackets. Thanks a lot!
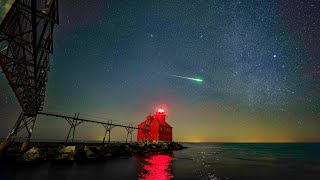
137,153,174,180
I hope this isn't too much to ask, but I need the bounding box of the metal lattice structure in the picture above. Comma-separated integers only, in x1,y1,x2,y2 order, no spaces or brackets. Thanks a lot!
125,123,135,143
0,0,59,145
38,111,144,143
0,1,150,155
65,113,81,143
102,120,115,145
5,112,37,145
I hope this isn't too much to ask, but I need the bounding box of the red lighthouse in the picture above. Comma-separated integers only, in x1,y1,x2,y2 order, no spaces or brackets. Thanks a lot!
137,108,172,142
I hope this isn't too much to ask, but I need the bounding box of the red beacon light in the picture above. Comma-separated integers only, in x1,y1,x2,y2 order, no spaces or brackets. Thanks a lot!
155,108,166,116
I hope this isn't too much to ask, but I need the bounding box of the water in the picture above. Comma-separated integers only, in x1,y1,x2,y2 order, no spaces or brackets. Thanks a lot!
1,143,320,180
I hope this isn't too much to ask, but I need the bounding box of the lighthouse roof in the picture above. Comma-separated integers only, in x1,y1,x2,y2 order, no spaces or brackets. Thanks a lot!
138,115,172,128
157,119,172,128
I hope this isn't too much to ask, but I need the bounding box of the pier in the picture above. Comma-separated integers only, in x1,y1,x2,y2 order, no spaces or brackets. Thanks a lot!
0,0,150,156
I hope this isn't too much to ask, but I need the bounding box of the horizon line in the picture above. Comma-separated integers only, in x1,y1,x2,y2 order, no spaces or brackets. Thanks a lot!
1,138,320,143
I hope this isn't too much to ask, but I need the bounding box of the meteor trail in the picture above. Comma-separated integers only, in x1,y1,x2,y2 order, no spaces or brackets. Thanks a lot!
169,74,203,82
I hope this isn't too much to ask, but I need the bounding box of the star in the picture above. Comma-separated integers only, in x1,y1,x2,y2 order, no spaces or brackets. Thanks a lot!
1,0,319,144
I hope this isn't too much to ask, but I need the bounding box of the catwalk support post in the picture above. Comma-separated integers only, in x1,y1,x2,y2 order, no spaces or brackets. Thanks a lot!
125,123,135,143
0,112,37,154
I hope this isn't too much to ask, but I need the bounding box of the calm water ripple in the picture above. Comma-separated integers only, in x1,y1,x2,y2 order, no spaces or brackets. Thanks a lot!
2,143,320,180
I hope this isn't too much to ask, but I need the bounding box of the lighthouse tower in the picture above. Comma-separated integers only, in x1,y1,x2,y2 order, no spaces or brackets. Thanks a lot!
137,108,172,142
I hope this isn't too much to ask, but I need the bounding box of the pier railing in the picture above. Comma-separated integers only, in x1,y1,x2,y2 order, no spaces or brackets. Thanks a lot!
38,111,147,144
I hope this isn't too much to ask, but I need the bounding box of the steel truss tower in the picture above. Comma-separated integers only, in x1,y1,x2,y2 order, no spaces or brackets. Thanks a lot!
0,0,59,150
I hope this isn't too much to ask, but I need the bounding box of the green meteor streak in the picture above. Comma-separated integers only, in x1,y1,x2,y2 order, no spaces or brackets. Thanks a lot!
169,74,203,82
193,78,203,82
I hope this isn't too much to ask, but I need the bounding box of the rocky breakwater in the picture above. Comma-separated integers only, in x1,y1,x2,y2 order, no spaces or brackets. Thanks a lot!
14,141,185,164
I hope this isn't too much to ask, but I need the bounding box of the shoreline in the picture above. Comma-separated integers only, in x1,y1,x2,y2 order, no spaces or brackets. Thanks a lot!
1,141,185,164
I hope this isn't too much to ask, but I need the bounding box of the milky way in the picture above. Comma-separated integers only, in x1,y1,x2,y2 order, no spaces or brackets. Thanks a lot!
0,0,319,142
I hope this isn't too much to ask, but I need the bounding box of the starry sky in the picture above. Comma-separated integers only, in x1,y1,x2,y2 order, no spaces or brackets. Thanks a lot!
1,0,319,142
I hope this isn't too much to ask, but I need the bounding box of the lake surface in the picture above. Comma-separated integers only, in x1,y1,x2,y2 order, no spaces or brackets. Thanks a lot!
1,143,320,180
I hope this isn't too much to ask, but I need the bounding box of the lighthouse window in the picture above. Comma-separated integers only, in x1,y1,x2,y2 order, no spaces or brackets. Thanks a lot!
160,127,162,131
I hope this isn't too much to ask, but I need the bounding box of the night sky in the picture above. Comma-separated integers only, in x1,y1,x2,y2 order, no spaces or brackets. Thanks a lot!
1,0,319,142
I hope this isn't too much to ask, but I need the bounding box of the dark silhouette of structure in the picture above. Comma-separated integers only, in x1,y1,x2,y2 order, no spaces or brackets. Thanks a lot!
38,112,137,144
137,109,172,142
0,1,145,155
0,0,59,152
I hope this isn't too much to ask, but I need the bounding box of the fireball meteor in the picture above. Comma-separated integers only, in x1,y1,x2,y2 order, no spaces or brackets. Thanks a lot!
169,74,203,82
